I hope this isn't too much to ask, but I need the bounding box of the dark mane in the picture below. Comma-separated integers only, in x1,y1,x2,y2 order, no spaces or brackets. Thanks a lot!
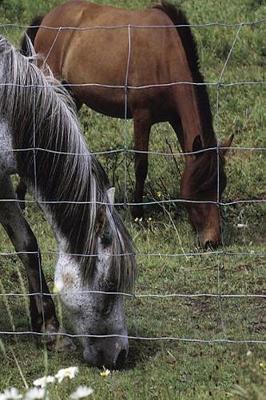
190,151,226,197
0,37,135,291
20,15,44,56
153,1,216,147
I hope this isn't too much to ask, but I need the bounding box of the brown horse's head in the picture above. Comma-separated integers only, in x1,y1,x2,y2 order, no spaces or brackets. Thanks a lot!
180,134,233,249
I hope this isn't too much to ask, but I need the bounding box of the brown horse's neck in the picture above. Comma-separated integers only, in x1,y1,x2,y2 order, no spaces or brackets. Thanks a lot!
173,86,205,152
173,81,216,153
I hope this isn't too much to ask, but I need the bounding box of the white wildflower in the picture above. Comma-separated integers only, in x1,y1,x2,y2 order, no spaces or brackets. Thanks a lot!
237,223,248,228
0,388,22,400
100,367,110,377
24,387,47,400
70,386,94,399
33,376,55,388
55,367,79,383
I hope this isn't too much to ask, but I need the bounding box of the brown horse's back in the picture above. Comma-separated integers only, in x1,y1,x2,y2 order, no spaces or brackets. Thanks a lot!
35,0,189,119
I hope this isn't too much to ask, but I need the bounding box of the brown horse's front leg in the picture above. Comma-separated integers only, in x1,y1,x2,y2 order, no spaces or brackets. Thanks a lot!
132,110,151,218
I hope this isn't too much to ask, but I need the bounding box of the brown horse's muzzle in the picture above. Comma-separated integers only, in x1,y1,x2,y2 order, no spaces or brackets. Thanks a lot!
199,231,221,250
198,225,222,249
185,202,222,249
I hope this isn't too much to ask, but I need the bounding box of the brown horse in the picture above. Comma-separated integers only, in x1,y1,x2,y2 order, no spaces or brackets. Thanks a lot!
21,0,233,248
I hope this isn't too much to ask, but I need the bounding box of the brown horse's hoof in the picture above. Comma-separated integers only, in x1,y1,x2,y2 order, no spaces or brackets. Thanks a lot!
131,205,144,219
32,315,76,352
47,333,77,353
41,323,76,352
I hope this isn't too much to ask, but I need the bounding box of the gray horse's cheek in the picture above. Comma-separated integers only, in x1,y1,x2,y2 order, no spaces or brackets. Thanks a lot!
63,293,125,334
60,291,94,318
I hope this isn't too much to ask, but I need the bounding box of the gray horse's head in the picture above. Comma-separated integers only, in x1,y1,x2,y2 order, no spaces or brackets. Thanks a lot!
55,188,135,369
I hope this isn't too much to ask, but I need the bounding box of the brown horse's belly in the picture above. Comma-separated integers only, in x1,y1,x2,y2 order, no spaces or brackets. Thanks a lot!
74,86,133,119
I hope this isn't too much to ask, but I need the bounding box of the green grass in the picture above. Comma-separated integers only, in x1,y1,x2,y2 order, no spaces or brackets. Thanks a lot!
0,0,265,399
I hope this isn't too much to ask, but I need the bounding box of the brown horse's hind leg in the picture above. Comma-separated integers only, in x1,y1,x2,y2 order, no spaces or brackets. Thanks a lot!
132,110,151,218
0,175,59,336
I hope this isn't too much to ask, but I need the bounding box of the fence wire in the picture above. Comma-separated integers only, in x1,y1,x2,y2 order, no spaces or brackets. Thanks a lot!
0,17,265,347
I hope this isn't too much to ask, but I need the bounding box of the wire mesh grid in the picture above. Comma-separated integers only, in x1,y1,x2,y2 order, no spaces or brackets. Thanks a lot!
0,16,265,350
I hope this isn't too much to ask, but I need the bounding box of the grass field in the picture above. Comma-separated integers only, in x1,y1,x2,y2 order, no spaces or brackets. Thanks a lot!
0,0,265,399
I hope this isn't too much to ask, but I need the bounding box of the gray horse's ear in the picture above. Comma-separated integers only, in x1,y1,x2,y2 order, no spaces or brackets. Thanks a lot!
192,135,203,157
221,134,234,156
96,188,115,235
107,187,115,205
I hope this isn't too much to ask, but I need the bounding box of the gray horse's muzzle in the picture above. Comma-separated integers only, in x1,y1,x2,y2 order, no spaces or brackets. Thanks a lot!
83,335,129,369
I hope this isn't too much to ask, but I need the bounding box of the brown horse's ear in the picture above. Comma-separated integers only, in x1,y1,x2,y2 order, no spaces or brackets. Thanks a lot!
221,134,234,156
192,135,203,157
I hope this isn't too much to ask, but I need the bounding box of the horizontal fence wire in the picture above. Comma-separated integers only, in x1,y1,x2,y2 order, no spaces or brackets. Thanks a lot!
1,19,266,29
0,330,266,345
0,17,265,345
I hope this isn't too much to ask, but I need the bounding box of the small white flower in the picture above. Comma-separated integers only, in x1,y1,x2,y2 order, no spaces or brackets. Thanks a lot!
55,367,79,383
237,223,248,228
99,367,110,377
24,387,47,400
33,376,55,388
0,388,22,400
70,386,94,399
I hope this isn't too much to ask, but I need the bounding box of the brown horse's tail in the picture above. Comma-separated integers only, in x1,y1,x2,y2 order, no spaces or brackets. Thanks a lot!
20,15,44,56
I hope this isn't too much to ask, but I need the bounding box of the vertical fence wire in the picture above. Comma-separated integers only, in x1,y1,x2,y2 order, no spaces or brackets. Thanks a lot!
0,17,265,346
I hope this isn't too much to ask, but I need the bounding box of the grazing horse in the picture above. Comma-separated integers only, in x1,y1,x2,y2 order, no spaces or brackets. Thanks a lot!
0,36,136,368
21,0,233,248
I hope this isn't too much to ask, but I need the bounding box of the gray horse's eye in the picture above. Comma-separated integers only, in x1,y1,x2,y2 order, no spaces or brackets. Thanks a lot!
101,231,112,247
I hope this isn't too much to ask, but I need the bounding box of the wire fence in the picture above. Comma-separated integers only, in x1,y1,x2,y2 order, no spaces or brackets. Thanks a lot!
0,13,265,350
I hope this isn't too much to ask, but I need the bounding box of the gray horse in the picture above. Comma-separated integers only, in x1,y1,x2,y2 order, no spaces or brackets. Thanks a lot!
0,36,136,368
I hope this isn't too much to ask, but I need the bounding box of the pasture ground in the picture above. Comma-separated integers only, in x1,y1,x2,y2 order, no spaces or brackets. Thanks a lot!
0,0,265,399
